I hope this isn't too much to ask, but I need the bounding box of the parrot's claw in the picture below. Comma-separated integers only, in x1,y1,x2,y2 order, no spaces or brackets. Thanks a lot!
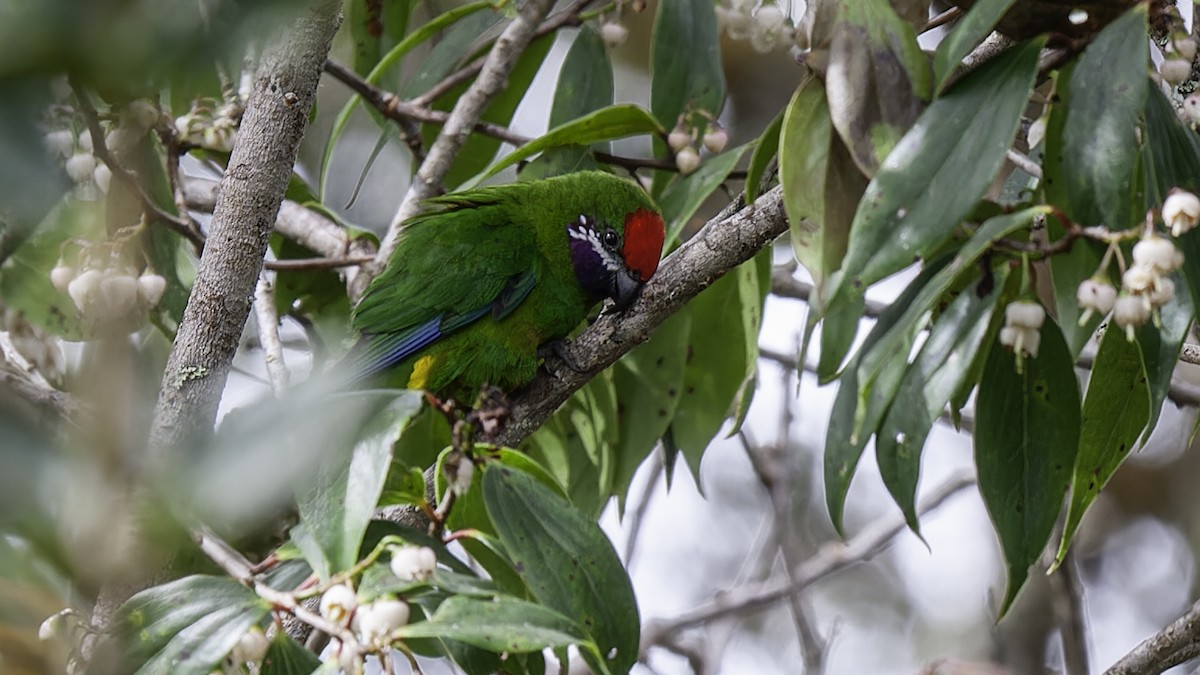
538,339,586,374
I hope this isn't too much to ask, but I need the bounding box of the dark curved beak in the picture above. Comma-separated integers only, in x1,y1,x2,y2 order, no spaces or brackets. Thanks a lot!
612,269,644,310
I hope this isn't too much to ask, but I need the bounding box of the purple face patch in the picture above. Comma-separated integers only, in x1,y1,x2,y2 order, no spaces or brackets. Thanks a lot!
567,215,622,299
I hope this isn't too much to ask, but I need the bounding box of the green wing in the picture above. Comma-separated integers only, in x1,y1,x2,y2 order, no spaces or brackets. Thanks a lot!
349,192,539,376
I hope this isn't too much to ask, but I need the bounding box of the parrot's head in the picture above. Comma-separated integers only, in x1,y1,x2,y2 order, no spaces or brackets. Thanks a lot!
567,207,666,309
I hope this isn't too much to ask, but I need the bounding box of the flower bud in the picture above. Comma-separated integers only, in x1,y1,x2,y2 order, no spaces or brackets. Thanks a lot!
600,21,629,49
354,598,410,645
137,272,167,307
231,627,270,664
1122,264,1156,294
1163,189,1200,237
93,163,112,193
667,127,693,154
67,269,102,312
319,584,358,625
390,545,437,582
44,130,75,158
50,264,76,293
1147,276,1176,308
1004,300,1045,330
702,126,728,154
723,7,751,40
1076,277,1116,324
38,613,65,642
1114,294,1151,340
750,4,786,53
65,153,97,184
446,454,474,497
124,100,159,131
94,272,139,318
674,146,701,175
1132,236,1184,274
1176,37,1198,62
1161,58,1192,85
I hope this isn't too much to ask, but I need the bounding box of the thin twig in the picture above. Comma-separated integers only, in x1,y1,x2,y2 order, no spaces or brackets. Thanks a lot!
70,82,207,252
365,0,556,290
1049,547,1090,675
642,471,976,640
1006,148,1044,179
408,0,598,109
1104,598,1200,674
770,266,887,317
253,272,289,396
921,6,962,33
622,448,665,566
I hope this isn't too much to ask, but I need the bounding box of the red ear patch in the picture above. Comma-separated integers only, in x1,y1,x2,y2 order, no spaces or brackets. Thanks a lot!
623,208,666,282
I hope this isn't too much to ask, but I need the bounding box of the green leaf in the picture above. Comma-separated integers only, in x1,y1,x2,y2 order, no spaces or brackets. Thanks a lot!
1042,64,1105,357
320,1,493,197
611,310,691,510
0,198,98,341
823,256,951,535
294,392,422,579
825,37,1043,314
876,265,1007,534
524,373,619,517
1136,281,1192,443
474,104,664,186
115,575,270,675
347,0,383,75
856,208,1049,396
1055,325,1149,566
649,0,724,129
826,0,931,176
975,318,1080,616
1060,6,1148,229
551,26,615,132
932,0,1019,92
1142,84,1200,314
483,464,638,675
744,108,783,203
260,631,321,675
660,144,750,244
779,76,866,301
397,596,586,654
428,33,555,189
669,253,766,474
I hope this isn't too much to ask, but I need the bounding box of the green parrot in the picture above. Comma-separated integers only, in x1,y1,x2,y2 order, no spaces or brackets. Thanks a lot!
347,171,666,398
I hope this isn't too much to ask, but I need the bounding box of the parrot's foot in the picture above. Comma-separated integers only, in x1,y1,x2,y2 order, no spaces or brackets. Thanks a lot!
538,339,586,374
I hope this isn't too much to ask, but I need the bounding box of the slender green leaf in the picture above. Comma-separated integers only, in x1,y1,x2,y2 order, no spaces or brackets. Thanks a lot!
115,575,270,675
827,0,931,176
611,311,691,510
1060,6,1148,229
661,144,750,244
260,631,321,675
474,105,664,185
320,1,494,197
745,109,783,204
975,319,1080,616
551,26,615,132
483,465,637,675
877,265,1007,534
1055,326,1149,566
650,0,724,128
825,37,1043,314
294,392,422,578
933,0,1019,92
823,257,950,535
1043,62,1107,356
397,596,586,654
669,254,765,474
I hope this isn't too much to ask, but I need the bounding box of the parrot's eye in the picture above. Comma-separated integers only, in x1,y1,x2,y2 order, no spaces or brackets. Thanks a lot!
602,229,620,249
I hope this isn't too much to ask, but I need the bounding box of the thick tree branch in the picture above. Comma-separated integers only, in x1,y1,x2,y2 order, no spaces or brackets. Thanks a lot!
496,186,788,447
366,0,556,287
148,0,342,457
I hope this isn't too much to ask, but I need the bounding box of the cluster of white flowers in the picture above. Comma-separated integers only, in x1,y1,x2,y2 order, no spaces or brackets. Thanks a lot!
51,257,166,321
390,544,438,582
667,120,727,175
1159,34,1198,86
314,582,412,668
44,99,163,197
1000,300,1045,358
1074,189,1200,340
717,0,794,53
353,597,411,648
175,99,242,153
